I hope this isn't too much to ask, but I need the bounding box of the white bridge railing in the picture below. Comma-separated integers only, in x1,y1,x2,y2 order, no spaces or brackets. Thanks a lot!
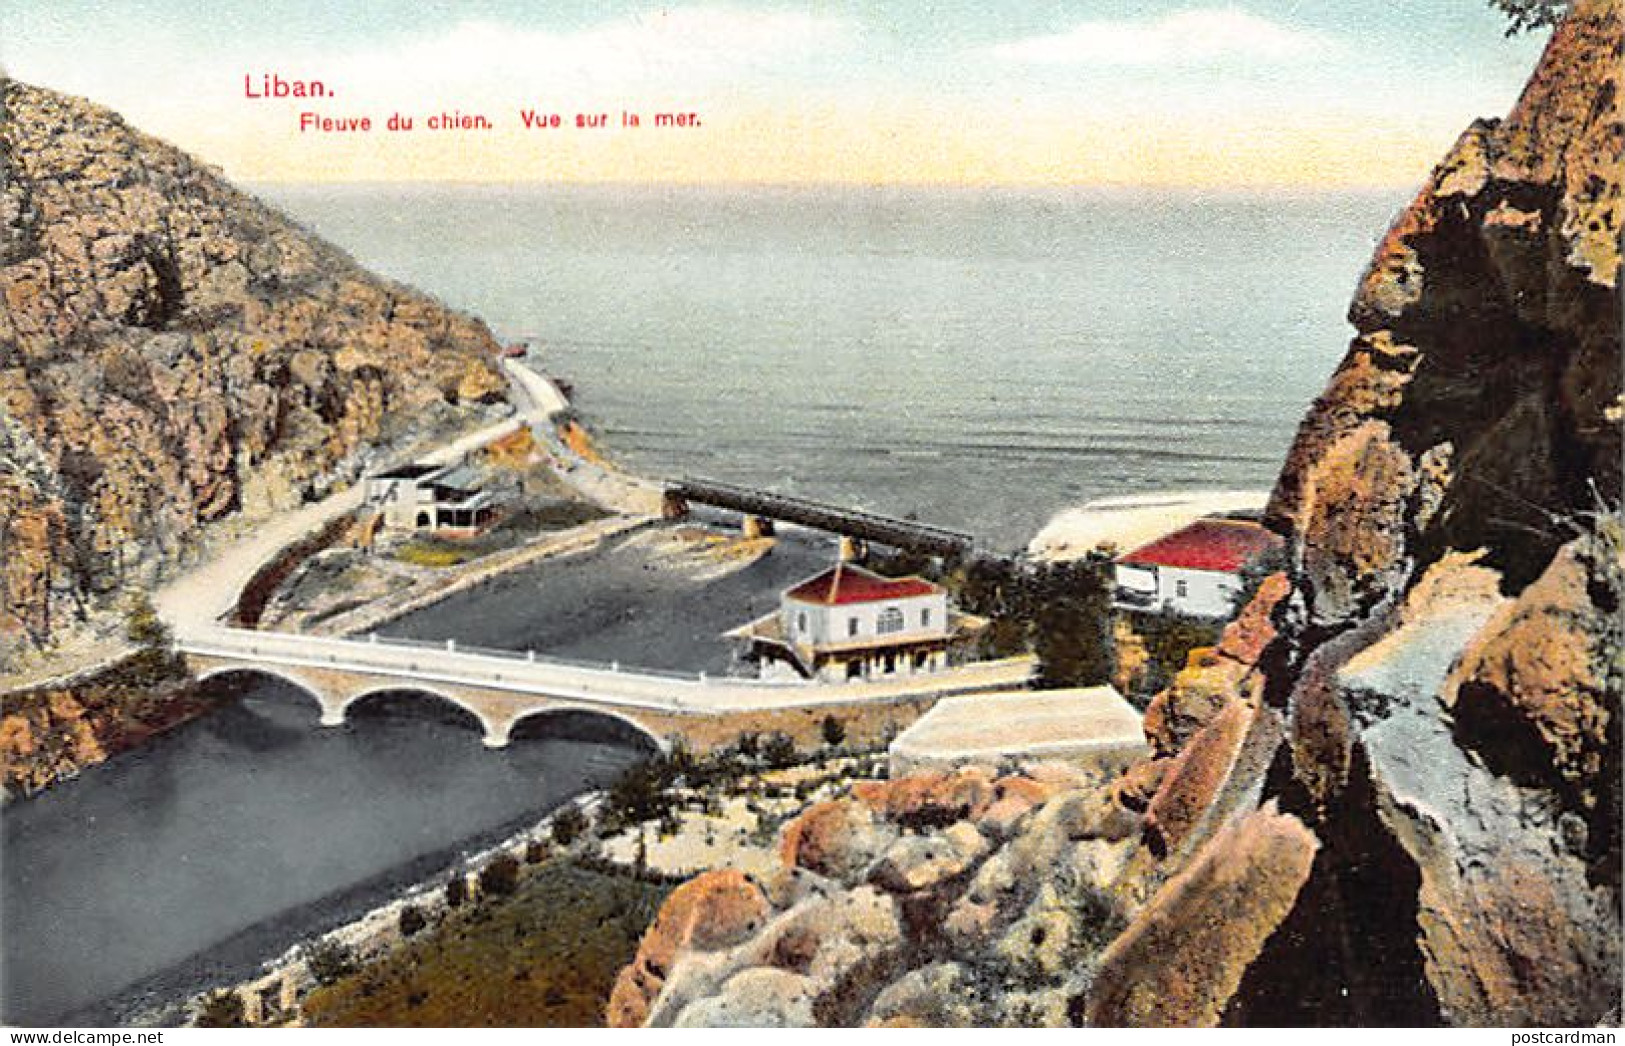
177,626,1036,714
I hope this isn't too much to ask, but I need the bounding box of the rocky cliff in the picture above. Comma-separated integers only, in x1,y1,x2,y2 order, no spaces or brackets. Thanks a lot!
0,80,506,670
610,1,1622,1027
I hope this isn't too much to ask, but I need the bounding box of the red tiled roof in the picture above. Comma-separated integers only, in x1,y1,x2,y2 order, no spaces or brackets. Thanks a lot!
785,563,940,605
1117,518,1282,574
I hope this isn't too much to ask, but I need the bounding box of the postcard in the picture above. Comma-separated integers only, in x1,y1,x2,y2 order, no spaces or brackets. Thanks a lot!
1,0,1619,1033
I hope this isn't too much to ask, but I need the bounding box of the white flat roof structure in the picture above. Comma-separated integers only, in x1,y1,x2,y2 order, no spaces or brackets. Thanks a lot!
889,686,1148,777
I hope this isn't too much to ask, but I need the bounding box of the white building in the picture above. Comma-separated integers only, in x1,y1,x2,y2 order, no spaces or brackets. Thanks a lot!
1113,517,1282,619
727,563,982,683
365,463,496,536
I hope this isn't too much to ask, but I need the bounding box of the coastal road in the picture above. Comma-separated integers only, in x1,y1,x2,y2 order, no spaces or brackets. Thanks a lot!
155,359,569,636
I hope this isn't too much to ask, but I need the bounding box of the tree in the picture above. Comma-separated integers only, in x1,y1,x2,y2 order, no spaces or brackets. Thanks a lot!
1488,0,1570,34
551,805,589,847
605,756,678,826
1028,561,1114,688
479,853,521,896
758,731,796,768
124,591,171,648
820,714,847,748
398,904,427,937
305,939,358,986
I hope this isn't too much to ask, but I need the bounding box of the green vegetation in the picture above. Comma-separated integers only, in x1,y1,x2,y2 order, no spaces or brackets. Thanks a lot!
301,859,670,1027
821,714,847,748
398,904,427,938
1489,0,1570,34
949,556,1114,689
393,539,477,568
478,853,521,897
551,805,589,847
1130,613,1225,697
306,940,359,986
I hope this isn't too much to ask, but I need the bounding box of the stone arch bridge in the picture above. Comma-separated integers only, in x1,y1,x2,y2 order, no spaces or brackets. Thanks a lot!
181,627,1034,753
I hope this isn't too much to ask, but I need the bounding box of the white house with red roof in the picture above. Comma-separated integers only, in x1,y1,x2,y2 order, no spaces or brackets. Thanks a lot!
1113,516,1283,619
726,563,983,683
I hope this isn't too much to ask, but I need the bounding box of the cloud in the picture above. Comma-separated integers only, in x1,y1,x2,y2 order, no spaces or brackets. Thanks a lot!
989,8,1329,67
340,8,853,96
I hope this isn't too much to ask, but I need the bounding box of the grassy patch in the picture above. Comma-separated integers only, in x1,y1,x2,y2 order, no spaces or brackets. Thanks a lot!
301,860,670,1028
393,540,477,568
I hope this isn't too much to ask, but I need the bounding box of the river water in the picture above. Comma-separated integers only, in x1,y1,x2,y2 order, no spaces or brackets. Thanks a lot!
1,681,649,1025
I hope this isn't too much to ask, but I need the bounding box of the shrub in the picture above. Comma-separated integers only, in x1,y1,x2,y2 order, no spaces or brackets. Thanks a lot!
306,939,358,986
760,731,797,769
551,805,589,847
734,732,761,759
605,757,678,826
524,839,549,864
479,853,521,897
1488,0,1569,34
445,875,468,908
820,714,846,748
398,904,427,938
195,989,245,1028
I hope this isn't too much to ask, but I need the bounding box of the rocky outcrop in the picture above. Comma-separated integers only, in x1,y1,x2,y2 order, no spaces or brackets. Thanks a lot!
1266,0,1620,620
608,768,1136,1028
0,79,506,669
612,1,1621,1027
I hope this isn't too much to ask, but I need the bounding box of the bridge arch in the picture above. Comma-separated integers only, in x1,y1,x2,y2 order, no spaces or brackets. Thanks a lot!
337,685,495,739
501,706,666,754
193,664,334,721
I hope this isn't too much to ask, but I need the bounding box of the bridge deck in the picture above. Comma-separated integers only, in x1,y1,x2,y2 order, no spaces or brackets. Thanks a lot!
670,478,974,557
182,626,1033,716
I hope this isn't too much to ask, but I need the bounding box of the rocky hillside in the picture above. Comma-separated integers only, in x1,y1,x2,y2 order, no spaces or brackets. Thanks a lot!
609,0,1622,1027
0,80,507,669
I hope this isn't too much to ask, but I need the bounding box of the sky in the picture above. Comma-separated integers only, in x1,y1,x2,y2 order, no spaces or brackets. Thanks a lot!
2,1,1550,187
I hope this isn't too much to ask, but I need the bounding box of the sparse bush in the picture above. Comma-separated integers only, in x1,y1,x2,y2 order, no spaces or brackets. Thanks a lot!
1488,0,1569,34
604,757,678,827
734,732,760,760
524,839,549,864
124,592,171,648
551,805,589,847
195,989,245,1028
306,939,358,986
479,853,521,897
398,904,427,938
820,714,846,748
760,731,797,769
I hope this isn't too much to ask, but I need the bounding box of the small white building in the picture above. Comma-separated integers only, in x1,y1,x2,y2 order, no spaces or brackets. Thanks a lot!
726,563,983,683
365,463,496,536
1113,517,1282,619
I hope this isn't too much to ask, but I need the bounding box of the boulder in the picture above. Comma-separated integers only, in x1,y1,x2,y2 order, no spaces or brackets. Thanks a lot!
1088,804,1319,1027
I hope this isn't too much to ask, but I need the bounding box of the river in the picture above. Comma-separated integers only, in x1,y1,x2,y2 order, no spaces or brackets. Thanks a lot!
2,527,836,1026
0,678,651,1025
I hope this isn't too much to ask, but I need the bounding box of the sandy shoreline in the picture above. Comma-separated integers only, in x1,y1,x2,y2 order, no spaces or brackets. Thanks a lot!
1026,490,1270,562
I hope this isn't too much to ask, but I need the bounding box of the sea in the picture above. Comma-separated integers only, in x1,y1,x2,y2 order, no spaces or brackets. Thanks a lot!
256,183,1406,553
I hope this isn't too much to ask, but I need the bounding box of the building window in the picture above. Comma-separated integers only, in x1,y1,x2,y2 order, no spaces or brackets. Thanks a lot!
1175,579,1189,598
921,608,931,628
912,651,928,669
848,616,859,638
877,607,904,634
797,612,807,634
